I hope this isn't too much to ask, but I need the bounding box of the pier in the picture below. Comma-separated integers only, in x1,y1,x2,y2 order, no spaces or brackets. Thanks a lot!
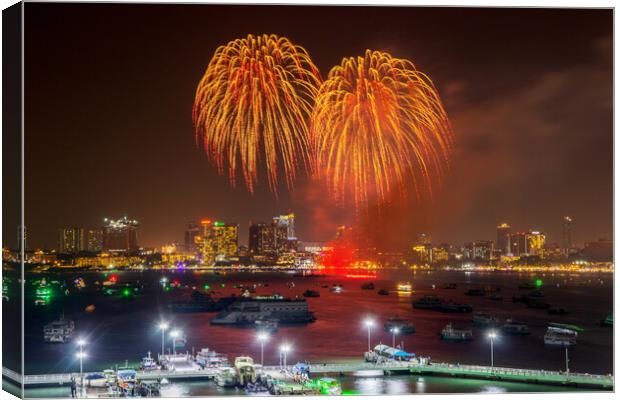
5,360,613,391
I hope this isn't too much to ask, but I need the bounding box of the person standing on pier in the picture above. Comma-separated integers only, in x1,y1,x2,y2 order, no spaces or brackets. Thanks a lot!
70,376,77,398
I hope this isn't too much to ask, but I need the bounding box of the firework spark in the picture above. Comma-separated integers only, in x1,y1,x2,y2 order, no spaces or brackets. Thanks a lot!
193,34,322,193
311,49,453,209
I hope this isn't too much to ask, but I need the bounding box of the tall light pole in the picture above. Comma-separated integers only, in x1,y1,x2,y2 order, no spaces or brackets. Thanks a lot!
391,327,400,348
488,331,497,371
565,345,570,376
280,344,291,371
76,339,86,397
257,332,268,366
158,322,169,358
170,330,181,355
364,319,374,352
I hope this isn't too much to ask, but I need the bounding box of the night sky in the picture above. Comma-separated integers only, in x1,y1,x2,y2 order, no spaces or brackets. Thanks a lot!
19,4,612,250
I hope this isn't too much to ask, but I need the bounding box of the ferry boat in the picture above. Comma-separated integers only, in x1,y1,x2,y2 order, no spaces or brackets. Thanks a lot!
361,282,375,290
43,315,75,343
440,324,473,341
440,301,472,313
254,319,279,333
210,296,316,325
234,356,257,386
472,312,499,327
501,319,529,335
384,317,415,334
302,289,320,298
413,295,443,310
141,352,158,370
215,367,238,387
195,348,228,368
396,282,412,292
378,289,390,296
544,326,577,346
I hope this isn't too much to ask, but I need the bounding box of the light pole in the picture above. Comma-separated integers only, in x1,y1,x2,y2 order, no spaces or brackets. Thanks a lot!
158,322,168,359
280,344,291,371
364,319,374,352
257,332,268,366
565,346,570,376
76,339,86,397
488,331,497,371
391,327,400,348
170,330,181,355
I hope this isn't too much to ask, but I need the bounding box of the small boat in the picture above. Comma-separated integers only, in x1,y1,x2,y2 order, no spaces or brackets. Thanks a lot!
103,369,117,385
320,284,329,289
234,356,257,386
529,290,545,298
549,322,584,333
195,348,229,368
440,324,472,341
84,372,108,388
501,319,529,335
396,282,412,292
141,352,158,370
378,289,390,296
518,282,536,290
383,317,416,334
464,289,485,296
440,302,472,313
215,367,238,387
487,293,503,301
330,286,343,293
547,307,569,315
254,319,278,333
413,295,443,310
314,377,342,395
601,314,613,327
443,283,457,289
361,282,375,290
544,326,577,346
472,312,499,327
302,289,320,298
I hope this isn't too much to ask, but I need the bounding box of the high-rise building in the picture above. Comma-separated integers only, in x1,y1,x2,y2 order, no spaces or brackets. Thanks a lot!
496,223,511,254
201,220,238,264
249,223,275,255
87,229,103,252
59,227,85,254
273,213,296,240
510,231,545,257
184,222,201,253
463,241,493,261
102,217,139,253
563,216,573,251
417,233,432,245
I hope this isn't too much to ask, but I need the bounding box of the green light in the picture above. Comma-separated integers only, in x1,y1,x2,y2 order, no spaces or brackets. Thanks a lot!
204,284,210,290
220,283,225,288
164,286,171,292
535,278,543,288
122,288,131,297
214,221,225,227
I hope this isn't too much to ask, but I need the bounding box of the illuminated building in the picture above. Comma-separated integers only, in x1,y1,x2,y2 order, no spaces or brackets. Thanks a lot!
510,231,546,257
200,219,238,264
17,225,27,253
273,213,297,253
273,213,296,240
463,241,493,261
184,222,201,253
496,223,511,254
59,227,85,254
411,244,432,263
563,216,572,252
416,233,432,245
299,242,333,254
102,217,139,253
74,253,142,268
87,229,103,252
583,239,613,262
249,223,275,255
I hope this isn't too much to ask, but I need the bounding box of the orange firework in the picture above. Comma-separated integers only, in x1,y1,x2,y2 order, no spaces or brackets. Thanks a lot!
193,34,322,193
311,50,453,209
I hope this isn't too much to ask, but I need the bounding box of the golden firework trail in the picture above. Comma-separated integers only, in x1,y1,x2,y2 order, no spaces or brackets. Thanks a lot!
193,34,322,193
311,49,453,209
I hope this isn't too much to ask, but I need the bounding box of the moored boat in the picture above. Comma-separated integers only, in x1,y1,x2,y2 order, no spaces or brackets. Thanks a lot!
440,301,472,313
396,282,412,293
501,319,529,335
413,295,443,310
215,367,238,387
440,324,472,341
361,282,375,290
472,312,499,327
544,326,577,346
196,348,229,368
43,314,75,343
302,289,320,298
383,317,416,334
378,289,390,296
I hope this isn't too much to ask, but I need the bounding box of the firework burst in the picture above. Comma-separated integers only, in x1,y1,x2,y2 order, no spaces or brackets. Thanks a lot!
193,34,322,193
311,49,453,209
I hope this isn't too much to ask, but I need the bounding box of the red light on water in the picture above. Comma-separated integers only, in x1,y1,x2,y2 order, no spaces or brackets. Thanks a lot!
345,274,377,279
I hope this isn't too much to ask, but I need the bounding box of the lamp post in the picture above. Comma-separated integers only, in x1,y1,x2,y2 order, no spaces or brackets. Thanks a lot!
257,332,268,366
488,331,497,371
170,330,181,355
565,345,570,376
391,327,400,348
280,344,291,371
364,319,374,352
76,339,86,397
158,322,169,359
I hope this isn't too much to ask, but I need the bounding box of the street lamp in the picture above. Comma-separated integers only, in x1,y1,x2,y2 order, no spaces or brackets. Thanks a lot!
564,345,570,376
257,332,269,366
158,322,169,358
280,344,291,370
76,350,86,397
364,319,374,352
391,327,400,348
170,330,181,355
488,331,497,371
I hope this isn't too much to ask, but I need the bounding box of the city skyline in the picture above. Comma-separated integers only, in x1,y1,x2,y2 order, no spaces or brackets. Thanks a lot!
13,5,612,250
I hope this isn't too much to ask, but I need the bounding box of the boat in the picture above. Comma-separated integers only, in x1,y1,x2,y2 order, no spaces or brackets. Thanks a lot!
464,289,485,296
195,348,229,368
524,298,550,309
440,302,472,313
141,352,158,370
396,282,412,292
83,372,108,388
501,319,529,335
472,312,499,327
361,282,375,290
103,369,117,385
443,283,457,289
384,317,415,334
601,314,613,327
549,322,584,333
413,295,443,310
529,290,545,298
548,307,569,315
440,323,472,341
310,377,342,395
43,315,75,343
211,296,316,325
487,293,503,301
518,282,536,290
330,286,343,293
378,289,390,296
302,289,320,298
215,367,238,387
254,319,278,333
117,369,137,385
544,326,577,346
234,356,257,386
320,284,329,289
